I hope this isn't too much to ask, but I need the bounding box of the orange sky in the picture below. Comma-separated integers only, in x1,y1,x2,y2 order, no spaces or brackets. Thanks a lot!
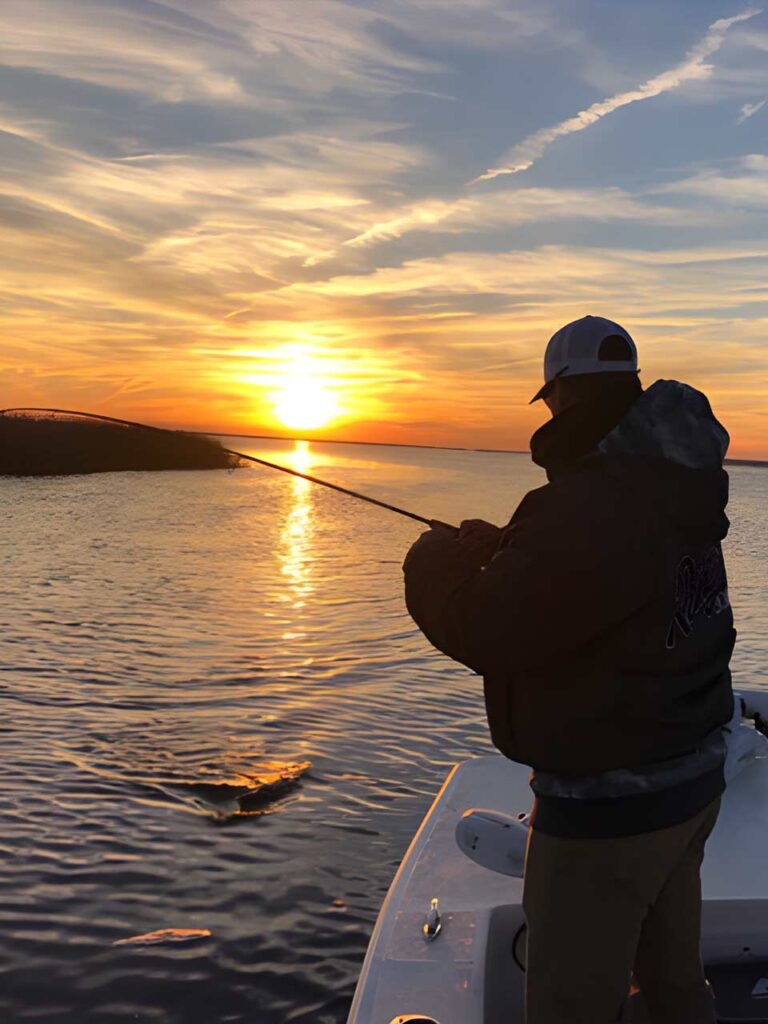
1,3,767,458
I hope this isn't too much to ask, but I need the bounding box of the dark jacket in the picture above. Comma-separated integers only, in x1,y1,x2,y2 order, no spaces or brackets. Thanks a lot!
403,380,735,782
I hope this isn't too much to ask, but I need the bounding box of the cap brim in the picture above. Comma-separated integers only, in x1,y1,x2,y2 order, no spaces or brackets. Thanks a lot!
529,365,569,404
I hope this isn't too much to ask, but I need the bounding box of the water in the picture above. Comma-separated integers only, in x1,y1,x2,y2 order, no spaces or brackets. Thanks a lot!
1,440,766,1023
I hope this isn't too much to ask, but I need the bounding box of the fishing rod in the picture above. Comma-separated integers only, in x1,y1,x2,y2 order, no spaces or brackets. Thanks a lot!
1,407,457,532
224,448,457,531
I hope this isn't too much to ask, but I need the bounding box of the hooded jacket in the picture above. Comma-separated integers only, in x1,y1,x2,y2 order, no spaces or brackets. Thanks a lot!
403,381,735,835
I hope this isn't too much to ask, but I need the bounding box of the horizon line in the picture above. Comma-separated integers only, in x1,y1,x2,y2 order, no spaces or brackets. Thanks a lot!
200,429,528,456
199,429,767,467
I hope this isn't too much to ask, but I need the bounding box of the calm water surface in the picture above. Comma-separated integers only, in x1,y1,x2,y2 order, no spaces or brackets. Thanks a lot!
1,441,766,1022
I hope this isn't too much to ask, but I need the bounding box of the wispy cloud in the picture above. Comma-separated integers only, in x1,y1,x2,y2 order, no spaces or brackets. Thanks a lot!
471,9,762,184
737,97,767,122
654,154,768,206
290,243,768,307
335,185,732,254
0,0,549,107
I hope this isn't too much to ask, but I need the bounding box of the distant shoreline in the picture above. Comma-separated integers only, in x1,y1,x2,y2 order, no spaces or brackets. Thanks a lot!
725,458,768,468
202,430,527,456
201,431,766,467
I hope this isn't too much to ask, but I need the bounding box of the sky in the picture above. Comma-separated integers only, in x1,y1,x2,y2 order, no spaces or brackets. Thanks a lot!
1,0,768,457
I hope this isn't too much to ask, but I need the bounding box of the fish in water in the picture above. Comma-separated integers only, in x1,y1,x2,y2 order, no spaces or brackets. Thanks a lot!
173,760,312,819
113,928,212,947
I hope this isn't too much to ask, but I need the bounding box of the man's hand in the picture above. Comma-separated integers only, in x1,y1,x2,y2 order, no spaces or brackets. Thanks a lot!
403,517,504,672
457,519,502,564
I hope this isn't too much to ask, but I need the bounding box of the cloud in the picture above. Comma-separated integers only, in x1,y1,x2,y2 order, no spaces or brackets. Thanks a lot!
0,1,255,105
737,98,767,122
289,244,768,309
654,154,768,206
0,105,427,281
335,185,729,253
471,8,762,184
0,0,550,109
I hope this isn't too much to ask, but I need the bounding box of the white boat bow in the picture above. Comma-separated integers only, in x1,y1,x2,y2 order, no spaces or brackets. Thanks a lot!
348,688,768,1024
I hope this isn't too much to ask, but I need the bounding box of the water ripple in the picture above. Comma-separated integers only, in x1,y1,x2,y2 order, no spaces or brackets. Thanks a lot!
0,442,765,1021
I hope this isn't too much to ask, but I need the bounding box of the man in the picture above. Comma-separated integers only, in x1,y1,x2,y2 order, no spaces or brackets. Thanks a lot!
402,316,735,1024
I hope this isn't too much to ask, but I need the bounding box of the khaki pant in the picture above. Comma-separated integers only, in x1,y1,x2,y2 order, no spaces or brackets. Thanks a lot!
523,797,720,1024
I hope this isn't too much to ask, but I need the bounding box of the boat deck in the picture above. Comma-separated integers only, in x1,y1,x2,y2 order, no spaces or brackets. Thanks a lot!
348,690,768,1024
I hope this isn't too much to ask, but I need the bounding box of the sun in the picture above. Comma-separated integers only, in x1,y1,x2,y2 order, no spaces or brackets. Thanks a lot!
272,367,340,431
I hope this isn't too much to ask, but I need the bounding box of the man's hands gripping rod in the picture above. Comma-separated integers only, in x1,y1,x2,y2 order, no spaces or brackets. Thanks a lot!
429,518,503,567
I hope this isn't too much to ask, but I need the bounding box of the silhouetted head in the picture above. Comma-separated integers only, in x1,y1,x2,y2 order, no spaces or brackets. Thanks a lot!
530,316,642,417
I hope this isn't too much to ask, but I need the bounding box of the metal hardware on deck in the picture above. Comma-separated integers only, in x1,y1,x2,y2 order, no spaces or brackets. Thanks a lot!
422,897,442,941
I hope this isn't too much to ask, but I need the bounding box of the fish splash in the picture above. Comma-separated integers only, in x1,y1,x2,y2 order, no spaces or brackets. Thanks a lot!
113,928,212,947
170,760,312,820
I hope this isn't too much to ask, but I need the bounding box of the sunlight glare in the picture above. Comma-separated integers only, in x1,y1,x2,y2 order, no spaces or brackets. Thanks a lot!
272,356,340,431
288,439,313,475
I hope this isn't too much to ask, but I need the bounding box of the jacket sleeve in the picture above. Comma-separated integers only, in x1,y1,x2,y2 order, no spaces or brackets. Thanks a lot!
403,484,657,677
403,519,542,676
402,525,491,671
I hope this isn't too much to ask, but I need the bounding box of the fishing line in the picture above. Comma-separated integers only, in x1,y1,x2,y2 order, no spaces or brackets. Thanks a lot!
1,408,457,532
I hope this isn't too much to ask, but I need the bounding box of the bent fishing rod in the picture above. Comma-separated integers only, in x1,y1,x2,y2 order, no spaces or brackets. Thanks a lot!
2,407,457,532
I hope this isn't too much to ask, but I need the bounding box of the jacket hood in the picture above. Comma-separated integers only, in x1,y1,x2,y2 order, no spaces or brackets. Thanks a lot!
598,379,729,470
598,380,730,543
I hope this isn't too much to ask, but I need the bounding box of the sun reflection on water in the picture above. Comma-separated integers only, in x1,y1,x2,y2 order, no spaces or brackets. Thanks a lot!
278,441,314,609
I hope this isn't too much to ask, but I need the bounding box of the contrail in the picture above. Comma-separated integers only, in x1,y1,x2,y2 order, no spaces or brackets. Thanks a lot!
470,9,762,185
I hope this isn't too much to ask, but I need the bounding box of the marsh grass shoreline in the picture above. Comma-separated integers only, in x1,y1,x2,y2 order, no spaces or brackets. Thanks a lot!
0,413,240,476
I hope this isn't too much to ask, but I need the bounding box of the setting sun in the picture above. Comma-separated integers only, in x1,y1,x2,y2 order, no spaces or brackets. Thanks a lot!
271,356,341,431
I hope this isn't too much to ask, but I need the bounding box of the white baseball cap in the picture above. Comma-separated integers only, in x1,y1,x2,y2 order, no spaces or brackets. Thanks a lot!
530,315,638,403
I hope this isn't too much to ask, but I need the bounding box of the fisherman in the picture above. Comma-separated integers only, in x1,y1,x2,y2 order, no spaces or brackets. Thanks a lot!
402,315,735,1024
